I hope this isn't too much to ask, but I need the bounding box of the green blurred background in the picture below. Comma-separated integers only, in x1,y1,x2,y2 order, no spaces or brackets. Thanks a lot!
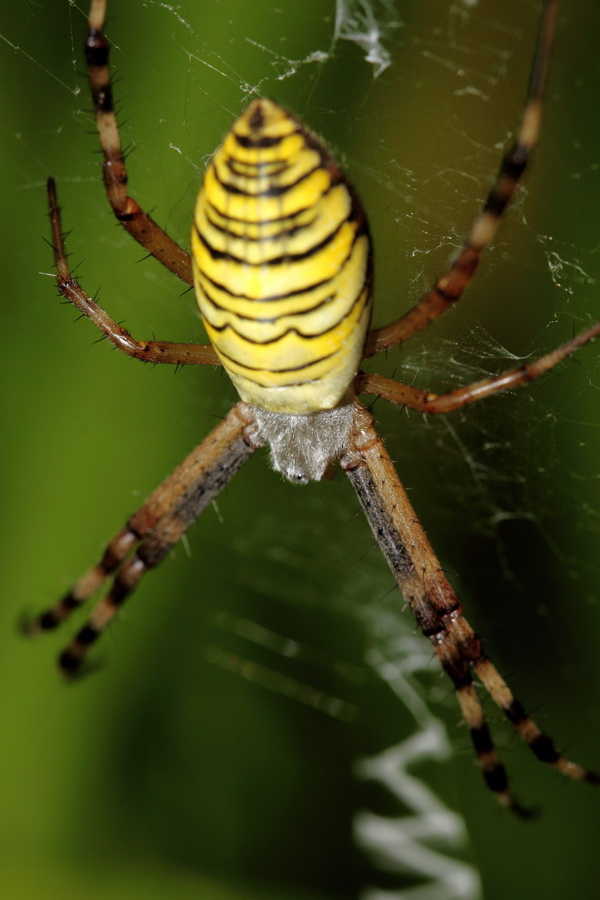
1,1,599,898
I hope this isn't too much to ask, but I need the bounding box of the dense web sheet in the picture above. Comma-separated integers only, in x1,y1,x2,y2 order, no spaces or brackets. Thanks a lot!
2,1,599,898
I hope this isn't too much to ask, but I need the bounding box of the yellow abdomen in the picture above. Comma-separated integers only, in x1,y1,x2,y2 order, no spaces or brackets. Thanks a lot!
191,99,372,414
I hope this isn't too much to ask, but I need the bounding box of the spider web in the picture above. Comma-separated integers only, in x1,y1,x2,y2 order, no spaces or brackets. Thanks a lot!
1,2,599,900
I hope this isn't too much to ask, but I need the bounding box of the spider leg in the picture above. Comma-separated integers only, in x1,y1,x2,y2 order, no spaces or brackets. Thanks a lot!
341,401,598,815
364,0,557,357
472,657,599,784
86,0,192,284
25,402,262,676
47,178,219,366
356,319,600,411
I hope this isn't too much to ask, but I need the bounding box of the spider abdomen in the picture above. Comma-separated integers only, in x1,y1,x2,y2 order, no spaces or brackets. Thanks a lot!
191,98,372,414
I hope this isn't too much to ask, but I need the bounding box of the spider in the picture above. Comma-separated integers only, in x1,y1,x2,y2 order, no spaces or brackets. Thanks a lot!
27,0,599,817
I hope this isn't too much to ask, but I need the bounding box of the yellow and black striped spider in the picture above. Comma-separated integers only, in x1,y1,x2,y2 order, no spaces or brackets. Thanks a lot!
27,0,599,816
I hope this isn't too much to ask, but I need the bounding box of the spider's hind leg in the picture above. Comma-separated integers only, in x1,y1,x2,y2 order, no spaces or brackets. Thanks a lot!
23,526,137,637
473,657,600,785
432,618,535,816
342,401,598,814
56,550,153,676
25,403,261,676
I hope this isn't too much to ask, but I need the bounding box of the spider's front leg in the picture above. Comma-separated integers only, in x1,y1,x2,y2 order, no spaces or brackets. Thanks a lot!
341,401,599,815
86,0,192,284
364,0,557,355
47,178,219,367
355,318,600,412
25,403,262,676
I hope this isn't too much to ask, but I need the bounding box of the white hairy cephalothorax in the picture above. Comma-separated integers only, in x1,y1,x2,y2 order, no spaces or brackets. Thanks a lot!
252,400,357,483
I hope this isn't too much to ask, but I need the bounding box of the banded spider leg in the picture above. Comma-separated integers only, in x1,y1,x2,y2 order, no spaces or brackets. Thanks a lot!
25,403,261,672
342,403,600,817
